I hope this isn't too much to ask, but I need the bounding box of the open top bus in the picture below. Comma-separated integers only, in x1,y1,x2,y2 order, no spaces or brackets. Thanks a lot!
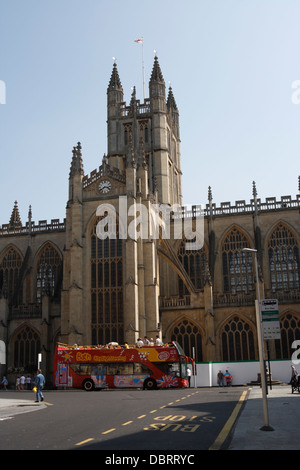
53,341,191,391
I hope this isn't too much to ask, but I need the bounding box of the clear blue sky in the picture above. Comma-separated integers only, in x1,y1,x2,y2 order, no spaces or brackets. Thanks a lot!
0,0,299,225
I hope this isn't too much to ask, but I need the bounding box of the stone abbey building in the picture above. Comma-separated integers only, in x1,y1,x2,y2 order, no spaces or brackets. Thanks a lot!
0,57,300,383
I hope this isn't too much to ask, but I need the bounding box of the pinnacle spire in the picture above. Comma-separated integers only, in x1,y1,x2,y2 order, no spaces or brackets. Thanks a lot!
252,181,257,199
208,186,213,203
108,62,123,91
130,86,136,108
9,201,22,228
69,142,84,177
167,86,178,111
150,56,165,84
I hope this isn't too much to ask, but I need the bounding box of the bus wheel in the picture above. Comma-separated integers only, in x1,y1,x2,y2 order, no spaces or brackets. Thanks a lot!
144,378,157,390
82,379,94,391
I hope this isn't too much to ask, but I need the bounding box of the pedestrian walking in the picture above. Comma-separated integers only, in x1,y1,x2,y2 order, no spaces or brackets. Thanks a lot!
291,365,298,380
34,369,45,403
1,376,8,390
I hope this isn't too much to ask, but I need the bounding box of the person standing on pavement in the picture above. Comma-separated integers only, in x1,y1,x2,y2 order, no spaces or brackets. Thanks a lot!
187,366,192,387
26,375,32,390
16,377,20,390
224,370,232,386
217,370,224,386
34,369,45,402
20,375,26,390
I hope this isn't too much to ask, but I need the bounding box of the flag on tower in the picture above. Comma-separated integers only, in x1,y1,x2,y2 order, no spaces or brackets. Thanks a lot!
134,38,143,43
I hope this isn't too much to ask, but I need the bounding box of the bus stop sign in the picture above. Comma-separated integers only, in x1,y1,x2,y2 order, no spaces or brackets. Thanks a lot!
260,299,281,340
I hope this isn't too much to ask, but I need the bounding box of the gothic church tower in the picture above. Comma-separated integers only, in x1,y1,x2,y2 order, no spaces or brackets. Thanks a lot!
107,56,182,206
61,56,182,346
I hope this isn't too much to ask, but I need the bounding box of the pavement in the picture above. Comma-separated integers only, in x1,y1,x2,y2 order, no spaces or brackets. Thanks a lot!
0,394,46,420
1,385,299,450
229,384,300,450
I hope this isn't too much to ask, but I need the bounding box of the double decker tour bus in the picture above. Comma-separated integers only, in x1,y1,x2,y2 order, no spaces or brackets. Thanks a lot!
53,341,190,391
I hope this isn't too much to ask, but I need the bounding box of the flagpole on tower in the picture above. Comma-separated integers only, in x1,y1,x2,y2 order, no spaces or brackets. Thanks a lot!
134,37,145,101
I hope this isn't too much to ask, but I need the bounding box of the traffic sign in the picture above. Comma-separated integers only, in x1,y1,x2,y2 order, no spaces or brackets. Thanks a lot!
260,299,281,340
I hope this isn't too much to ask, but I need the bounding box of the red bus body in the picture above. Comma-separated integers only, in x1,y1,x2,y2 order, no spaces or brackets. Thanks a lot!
53,342,189,390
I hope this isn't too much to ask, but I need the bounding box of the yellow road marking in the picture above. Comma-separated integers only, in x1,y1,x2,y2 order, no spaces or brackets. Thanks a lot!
74,390,197,447
209,390,248,450
102,428,116,434
75,438,94,446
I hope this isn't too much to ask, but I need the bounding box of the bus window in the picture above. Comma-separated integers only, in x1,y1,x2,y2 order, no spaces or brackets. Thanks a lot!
134,362,153,375
92,364,107,375
106,363,134,375
152,362,169,375
153,362,181,376
69,363,92,375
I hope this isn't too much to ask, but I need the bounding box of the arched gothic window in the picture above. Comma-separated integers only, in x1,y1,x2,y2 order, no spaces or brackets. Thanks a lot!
221,227,253,294
275,312,300,359
268,223,300,292
0,246,23,304
13,325,41,372
221,316,255,361
171,319,203,361
178,239,207,295
36,243,62,303
91,217,123,345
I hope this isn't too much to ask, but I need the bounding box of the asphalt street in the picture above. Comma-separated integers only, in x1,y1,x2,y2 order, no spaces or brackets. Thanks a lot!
1,385,298,452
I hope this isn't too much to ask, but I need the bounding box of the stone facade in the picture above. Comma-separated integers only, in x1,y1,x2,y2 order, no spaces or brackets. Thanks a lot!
0,57,300,384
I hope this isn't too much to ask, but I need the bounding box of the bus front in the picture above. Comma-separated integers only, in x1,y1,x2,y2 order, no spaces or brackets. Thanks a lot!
171,341,190,388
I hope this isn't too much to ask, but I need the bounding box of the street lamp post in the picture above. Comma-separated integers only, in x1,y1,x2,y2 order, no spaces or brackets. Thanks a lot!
242,248,273,431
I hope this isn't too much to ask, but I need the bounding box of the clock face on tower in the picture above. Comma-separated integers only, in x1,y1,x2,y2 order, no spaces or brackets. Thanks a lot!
98,180,112,194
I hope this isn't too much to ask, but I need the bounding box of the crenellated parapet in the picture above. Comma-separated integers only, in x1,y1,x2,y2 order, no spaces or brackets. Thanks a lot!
0,218,66,236
82,161,126,189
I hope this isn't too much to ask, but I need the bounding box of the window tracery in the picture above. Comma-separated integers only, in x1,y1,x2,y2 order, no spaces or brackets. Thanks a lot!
13,325,40,372
36,243,62,302
178,239,207,294
221,315,255,361
171,318,203,361
0,246,22,304
91,217,123,345
275,312,300,359
221,227,253,294
268,223,300,292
